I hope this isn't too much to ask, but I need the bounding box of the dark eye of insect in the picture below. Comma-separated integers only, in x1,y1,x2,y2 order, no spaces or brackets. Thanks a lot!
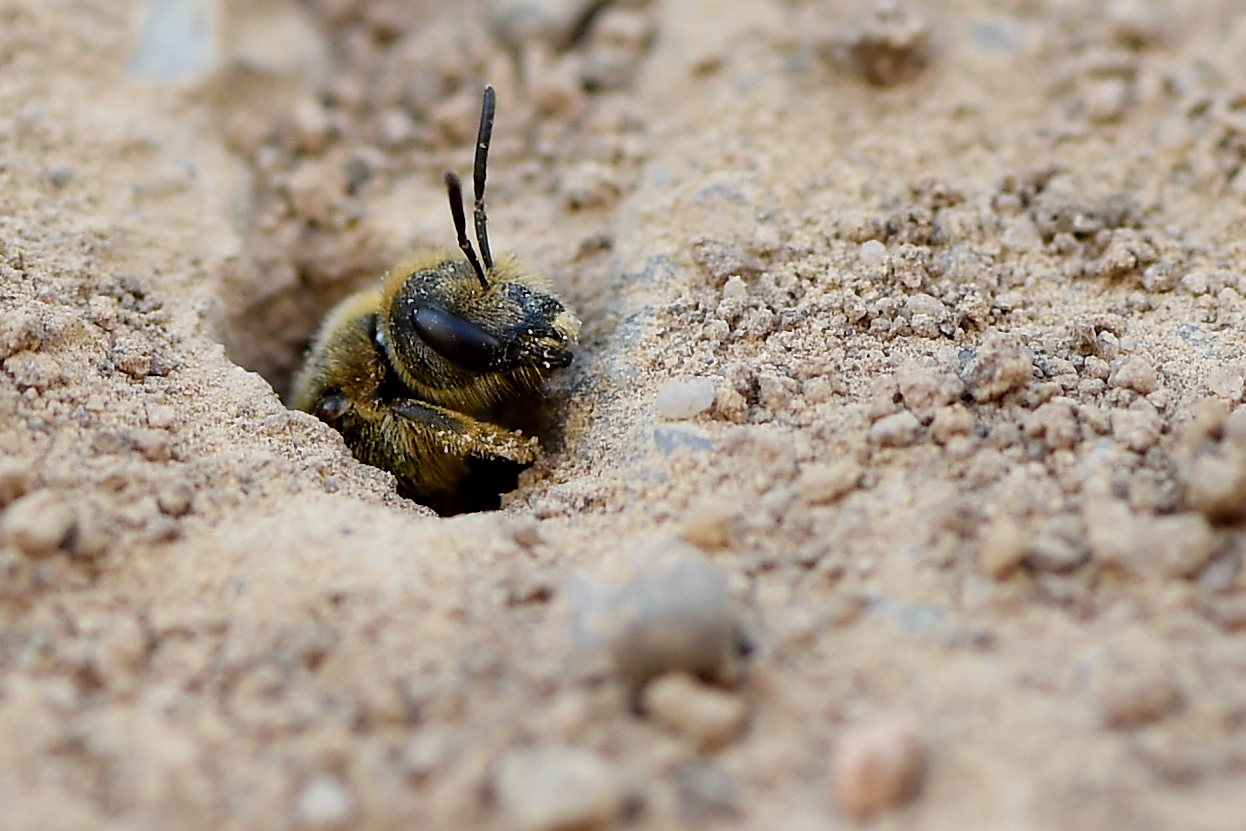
314,395,350,428
413,306,504,371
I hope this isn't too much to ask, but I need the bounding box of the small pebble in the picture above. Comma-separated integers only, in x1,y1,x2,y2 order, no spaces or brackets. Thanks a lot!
977,517,1026,579
1110,408,1161,452
1095,664,1183,729
1108,356,1159,394
401,728,457,782
642,671,748,749
1207,597,1246,632
1024,525,1089,573
288,96,333,154
838,0,932,86
111,337,154,379
858,239,887,264
70,505,115,560
869,410,921,447
47,163,72,188
1025,398,1079,450
0,458,33,507
1206,366,1245,401
655,377,716,420
145,400,176,430
493,746,623,831
529,55,589,120
1,490,76,558
961,332,1034,402
830,712,924,820
578,9,654,89
678,497,738,551
377,107,418,149
1183,449,1246,521
295,774,354,827
4,351,66,392
1179,271,1208,295
1107,0,1167,47
510,514,544,549
157,483,194,517
930,405,974,444
795,460,862,504
1084,500,1219,577
895,364,963,419
608,542,753,700
1083,77,1130,123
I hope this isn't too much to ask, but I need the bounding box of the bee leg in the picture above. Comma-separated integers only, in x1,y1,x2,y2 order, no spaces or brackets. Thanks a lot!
389,399,539,465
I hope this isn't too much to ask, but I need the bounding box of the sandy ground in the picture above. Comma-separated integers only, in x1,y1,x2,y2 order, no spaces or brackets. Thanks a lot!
2,0,1246,828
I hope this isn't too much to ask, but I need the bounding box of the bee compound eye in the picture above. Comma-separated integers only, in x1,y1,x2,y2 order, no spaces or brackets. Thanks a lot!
315,395,350,427
412,306,504,371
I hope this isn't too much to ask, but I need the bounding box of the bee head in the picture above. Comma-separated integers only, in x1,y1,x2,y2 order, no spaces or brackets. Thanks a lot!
382,260,577,382
377,85,579,398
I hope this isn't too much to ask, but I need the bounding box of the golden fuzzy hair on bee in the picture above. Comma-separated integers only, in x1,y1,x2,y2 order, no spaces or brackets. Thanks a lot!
288,86,579,514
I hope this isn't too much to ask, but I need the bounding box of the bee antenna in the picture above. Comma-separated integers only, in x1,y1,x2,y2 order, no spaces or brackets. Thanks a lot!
444,171,489,290
472,85,496,272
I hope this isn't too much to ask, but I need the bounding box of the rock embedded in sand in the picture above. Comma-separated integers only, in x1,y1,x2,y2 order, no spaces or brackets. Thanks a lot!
0,458,33,508
655,377,716,420
1094,664,1183,729
869,410,921,447
830,712,924,820
960,332,1034,402
795,459,862,504
834,0,932,87
1183,448,1246,522
111,336,155,379
678,497,739,551
1110,407,1162,452
1083,499,1220,578
895,362,963,420
295,774,354,827
492,746,624,831
1,490,77,558
608,543,753,699
1024,397,1079,450
1108,356,1160,394
641,671,748,750
1205,366,1245,401
978,516,1027,578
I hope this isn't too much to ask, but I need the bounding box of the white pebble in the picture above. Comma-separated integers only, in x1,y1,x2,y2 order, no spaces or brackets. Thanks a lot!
295,775,353,826
493,746,623,831
655,377,716,420
859,239,887,264
1180,271,1209,295
642,672,748,749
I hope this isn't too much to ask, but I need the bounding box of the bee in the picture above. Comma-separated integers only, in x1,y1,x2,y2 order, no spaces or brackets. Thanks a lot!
290,86,581,515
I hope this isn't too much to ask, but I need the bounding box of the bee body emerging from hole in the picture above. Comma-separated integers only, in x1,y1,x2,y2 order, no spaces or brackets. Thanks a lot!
289,87,580,514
